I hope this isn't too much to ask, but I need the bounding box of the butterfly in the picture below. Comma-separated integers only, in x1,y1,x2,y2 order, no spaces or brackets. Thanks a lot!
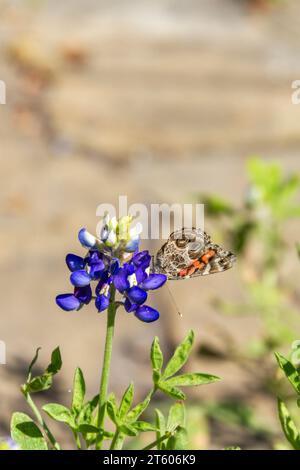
152,228,236,280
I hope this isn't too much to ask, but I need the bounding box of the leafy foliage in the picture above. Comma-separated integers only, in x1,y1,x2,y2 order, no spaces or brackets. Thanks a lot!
275,349,300,450
11,330,219,450
199,158,300,355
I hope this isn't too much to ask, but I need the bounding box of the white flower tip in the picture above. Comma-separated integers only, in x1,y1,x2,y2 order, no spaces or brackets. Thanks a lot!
129,222,143,238
78,228,97,248
105,230,117,247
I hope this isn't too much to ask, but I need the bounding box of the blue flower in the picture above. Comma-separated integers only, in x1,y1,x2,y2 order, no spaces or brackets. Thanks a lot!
113,250,167,322
56,227,167,323
56,249,107,311
56,285,92,311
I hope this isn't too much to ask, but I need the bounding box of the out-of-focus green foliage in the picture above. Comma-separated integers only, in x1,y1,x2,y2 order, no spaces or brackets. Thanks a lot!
199,158,300,356
275,348,300,450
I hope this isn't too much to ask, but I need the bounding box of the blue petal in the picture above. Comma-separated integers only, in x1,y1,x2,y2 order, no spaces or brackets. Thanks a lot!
86,250,103,265
95,280,110,296
113,269,130,293
70,270,91,287
135,266,147,284
95,294,110,312
66,254,85,272
132,250,151,269
127,286,147,305
135,305,160,322
56,294,80,311
110,259,120,275
140,274,167,290
125,236,140,253
74,285,92,304
78,228,97,248
123,263,135,276
124,298,138,313
89,260,105,279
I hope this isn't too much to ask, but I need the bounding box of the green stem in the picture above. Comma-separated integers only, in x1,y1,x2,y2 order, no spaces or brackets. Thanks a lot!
72,430,82,450
110,430,124,450
23,390,60,450
142,429,176,451
96,286,117,449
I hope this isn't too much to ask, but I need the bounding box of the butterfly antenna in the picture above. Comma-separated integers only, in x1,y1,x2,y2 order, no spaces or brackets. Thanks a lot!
166,284,183,317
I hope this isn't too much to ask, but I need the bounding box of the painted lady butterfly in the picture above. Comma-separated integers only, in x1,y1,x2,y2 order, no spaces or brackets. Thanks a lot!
152,228,236,280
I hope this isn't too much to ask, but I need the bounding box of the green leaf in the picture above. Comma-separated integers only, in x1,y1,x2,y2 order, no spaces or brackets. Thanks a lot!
27,347,41,381
26,374,53,393
151,337,163,371
119,424,138,437
25,347,62,394
201,194,235,217
275,353,300,395
158,382,186,400
278,399,300,450
162,330,194,380
71,368,85,414
132,421,157,432
78,424,99,434
119,383,134,419
42,403,75,428
164,373,220,388
46,347,62,375
166,426,188,450
78,394,99,426
11,412,48,450
155,409,166,450
167,402,186,431
126,393,151,422
106,395,119,425
152,369,161,386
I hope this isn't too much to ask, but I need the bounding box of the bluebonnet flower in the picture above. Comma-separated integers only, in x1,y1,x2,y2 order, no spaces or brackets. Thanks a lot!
56,217,167,322
113,251,167,322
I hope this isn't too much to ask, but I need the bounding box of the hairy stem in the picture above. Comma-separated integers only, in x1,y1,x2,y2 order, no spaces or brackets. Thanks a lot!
96,286,117,449
23,390,60,450
110,430,124,450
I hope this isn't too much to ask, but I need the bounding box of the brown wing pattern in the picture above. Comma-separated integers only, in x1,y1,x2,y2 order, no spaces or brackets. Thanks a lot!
153,228,236,280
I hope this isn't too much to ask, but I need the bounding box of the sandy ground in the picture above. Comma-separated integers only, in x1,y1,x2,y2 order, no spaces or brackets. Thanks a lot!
1,0,300,449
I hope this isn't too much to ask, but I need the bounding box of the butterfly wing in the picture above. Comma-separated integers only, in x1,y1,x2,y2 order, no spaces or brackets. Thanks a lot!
153,228,236,280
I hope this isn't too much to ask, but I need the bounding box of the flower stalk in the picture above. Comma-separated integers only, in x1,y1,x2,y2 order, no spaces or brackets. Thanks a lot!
96,286,117,449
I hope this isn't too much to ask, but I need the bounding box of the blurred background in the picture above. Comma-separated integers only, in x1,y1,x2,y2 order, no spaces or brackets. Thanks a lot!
1,0,300,449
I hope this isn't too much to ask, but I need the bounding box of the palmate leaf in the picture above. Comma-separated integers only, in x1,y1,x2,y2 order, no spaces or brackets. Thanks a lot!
11,412,48,450
278,399,300,450
71,368,85,414
126,392,152,422
162,330,194,380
